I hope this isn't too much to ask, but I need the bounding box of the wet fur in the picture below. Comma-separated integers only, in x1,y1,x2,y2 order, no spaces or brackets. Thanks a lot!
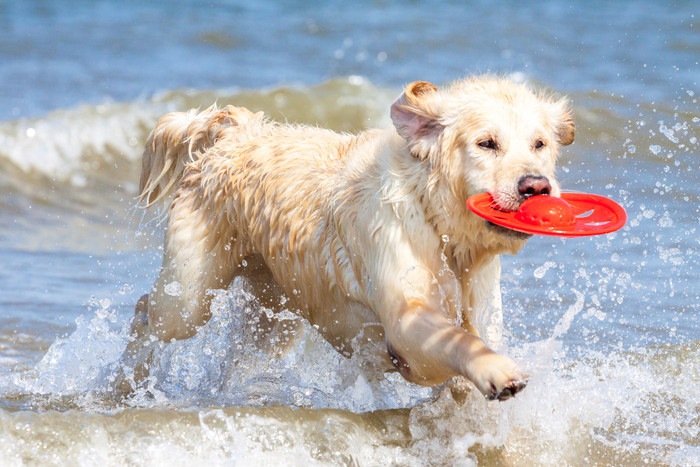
123,76,574,401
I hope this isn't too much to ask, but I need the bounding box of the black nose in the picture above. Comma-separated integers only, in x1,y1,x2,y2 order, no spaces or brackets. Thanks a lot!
518,175,552,199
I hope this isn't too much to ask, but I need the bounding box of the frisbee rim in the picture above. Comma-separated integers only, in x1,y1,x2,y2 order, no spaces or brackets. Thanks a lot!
467,192,627,237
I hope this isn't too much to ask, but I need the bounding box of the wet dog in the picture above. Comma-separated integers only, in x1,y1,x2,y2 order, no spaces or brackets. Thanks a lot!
121,76,574,401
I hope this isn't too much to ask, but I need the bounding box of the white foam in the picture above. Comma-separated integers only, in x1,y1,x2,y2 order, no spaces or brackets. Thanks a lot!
136,278,436,411
0,78,395,188
0,102,162,184
11,278,698,465
27,304,130,395
18,277,433,411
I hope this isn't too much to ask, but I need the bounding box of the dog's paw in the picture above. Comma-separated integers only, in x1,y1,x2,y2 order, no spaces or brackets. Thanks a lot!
466,352,528,401
488,377,528,401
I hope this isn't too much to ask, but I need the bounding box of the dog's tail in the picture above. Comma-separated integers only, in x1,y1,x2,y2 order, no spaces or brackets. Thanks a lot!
138,104,267,207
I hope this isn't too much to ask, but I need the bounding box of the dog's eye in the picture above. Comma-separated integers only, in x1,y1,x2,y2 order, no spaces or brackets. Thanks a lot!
534,140,545,149
478,139,498,150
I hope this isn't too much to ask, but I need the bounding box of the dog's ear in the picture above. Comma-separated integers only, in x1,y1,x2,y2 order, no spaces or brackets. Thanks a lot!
550,97,575,146
390,81,444,157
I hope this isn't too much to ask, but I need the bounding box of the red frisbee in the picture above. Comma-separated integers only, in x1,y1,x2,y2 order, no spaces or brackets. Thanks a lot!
467,192,627,237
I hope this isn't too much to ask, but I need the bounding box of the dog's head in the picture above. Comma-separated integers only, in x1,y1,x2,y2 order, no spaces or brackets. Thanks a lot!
391,76,574,241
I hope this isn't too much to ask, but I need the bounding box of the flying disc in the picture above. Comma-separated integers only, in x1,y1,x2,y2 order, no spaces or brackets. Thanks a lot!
467,193,627,237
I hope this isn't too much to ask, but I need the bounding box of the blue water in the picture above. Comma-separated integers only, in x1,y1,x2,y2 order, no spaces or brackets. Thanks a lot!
2,1,697,119
0,1,698,465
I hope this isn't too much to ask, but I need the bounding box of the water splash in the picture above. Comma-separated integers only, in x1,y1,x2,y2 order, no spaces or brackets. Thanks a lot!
4,273,697,465
16,277,435,412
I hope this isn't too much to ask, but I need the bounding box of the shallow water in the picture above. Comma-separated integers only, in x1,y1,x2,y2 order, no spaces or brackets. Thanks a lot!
1,1,698,465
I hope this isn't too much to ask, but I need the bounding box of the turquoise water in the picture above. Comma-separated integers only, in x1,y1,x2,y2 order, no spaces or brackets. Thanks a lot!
0,1,698,465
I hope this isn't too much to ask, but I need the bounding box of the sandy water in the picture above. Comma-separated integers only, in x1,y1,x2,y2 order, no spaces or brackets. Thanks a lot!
1,1,698,465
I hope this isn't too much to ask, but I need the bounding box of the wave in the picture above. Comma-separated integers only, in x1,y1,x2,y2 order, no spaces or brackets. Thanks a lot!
0,77,396,200
3,278,698,465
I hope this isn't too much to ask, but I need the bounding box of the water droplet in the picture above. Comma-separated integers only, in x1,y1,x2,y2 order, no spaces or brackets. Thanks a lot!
441,234,450,243
627,145,636,154
649,144,662,155
659,125,679,144
348,75,364,85
165,281,183,296
533,261,557,279
658,216,673,228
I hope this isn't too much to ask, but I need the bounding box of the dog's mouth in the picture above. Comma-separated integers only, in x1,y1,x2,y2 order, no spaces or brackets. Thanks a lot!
480,192,532,239
488,191,522,213
485,221,532,239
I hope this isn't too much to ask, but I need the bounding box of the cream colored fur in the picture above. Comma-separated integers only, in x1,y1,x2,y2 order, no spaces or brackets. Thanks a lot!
124,76,574,401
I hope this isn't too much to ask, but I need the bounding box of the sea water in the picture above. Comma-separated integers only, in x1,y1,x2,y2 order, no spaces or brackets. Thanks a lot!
0,1,698,465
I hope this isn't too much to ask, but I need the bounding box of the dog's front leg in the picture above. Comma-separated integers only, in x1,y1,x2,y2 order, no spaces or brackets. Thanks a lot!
384,299,526,401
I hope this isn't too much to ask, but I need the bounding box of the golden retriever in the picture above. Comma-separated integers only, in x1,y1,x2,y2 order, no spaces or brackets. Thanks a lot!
121,76,574,401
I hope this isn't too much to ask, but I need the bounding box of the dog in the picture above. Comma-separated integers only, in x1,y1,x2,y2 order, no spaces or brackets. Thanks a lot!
121,76,574,401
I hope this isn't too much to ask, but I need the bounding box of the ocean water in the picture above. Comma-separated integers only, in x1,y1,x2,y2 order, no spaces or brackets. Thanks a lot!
1,1,698,465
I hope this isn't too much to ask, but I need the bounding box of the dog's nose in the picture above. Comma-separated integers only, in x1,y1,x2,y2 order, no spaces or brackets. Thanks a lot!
518,175,551,199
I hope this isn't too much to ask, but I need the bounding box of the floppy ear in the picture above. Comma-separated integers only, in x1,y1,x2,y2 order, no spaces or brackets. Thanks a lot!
390,81,444,158
550,97,575,146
